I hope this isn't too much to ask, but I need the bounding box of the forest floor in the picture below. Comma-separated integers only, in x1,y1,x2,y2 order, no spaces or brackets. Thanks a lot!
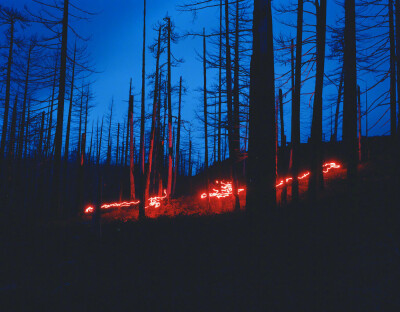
2,155,400,311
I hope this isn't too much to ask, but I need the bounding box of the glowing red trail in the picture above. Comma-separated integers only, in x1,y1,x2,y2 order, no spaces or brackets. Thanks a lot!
84,190,167,214
201,161,341,199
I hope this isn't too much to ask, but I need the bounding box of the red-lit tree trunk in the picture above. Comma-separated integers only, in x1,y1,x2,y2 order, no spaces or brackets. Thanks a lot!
166,17,173,199
279,89,287,204
308,0,326,200
173,76,182,197
141,25,161,218
139,0,146,177
247,0,276,215
129,94,136,200
64,42,76,162
291,0,303,203
343,0,358,183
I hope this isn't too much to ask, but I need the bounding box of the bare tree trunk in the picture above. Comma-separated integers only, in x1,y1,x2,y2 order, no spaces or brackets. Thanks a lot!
218,0,223,163
18,42,32,160
106,100,113,166
279,89,287,204
389,0,397,137
125,79,132,167
64,42,76,162
129,94,136,200
343,0,358,183
116,123,120,165
173,76,182,197
97,117,104,165
0,21,15,160
225,0,240,210
139,0,147,177
396,0,400,138
141,25,161,218
291,0,303,203
332,70,343,142
24,99,30,159
46,57,57,157
38,111,45,158
77,86,83,161
166,17,173,198
203,29,210,206
247,0,276,215
308,0,326,200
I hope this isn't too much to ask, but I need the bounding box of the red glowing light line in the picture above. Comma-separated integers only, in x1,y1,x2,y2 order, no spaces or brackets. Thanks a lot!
84,190,168,214
201,162,341,199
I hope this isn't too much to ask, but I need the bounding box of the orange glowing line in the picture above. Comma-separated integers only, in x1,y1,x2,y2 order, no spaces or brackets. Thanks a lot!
200,161,341,199
84,189,168,214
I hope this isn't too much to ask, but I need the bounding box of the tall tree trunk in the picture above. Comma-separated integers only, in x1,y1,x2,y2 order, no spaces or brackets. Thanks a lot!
139,0,147,176
291,0,303,203
279,89,287,204
225,0,240,210
332,70,343,142
308,0,326,200
141,25,161,218
107,100,113,166
343,0,358,183
38,111,45,158
173,76,182,197
46,57,58,157
125,79,132,167
18,43,32,160
53,0,69,215
98,117,103,165
218,0,223,163
77,87,83,161
389,0,396,137
203,29,210,206
166,17,173,198
129,94,136,200
0,21,15,160
247,0,276,215
24,99,30,159
64,42,76,161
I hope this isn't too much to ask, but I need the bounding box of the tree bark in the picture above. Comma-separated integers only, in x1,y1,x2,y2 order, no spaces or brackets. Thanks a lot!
173,76,182,197
64,42,76,161
129,94,136,200
139,0,147,176
166,17,173,198
291,0,303,203
247,0,276,215
343,0,358,183
308,0,326,200
332,70,343,142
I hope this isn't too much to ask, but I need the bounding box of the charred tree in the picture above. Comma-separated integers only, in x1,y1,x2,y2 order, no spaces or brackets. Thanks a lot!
166,17,173,198
203,29,210,206
308,0,327,200
139,0,147,176
129,94,136,200
247,0,276,215
173,76,182,197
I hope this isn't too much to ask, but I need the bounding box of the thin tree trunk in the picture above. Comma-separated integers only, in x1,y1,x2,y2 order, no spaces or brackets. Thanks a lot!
247,0,276,215
129,94,136,200
218,0,223,163
18,43,32,160
332,70,344,142
308,0,326,200
225,0,240,210
173,76,182,197
166,17,173,198
116,123,120,165
64,42,76,161
357,85,362,161
291,0,303,203
203,29,210,206
279,89,287,204
77,86,83,161
38,111,45,158
8,96,18,159
24,99,30,159
139,0,147,176
0,21,15,160
396,0,400,138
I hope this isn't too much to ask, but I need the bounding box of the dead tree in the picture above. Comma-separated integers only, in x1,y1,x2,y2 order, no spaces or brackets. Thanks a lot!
129,94,136,200
291,0,303,203
203,29,210,206
308,0,327,200
0,7,27,160
343,0,358,183
139,0,147,176
173,76,182,197
247,0,276,215
165,17,173,198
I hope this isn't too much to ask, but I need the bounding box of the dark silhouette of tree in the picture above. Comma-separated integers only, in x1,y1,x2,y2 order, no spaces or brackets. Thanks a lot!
247,0,276,215
308,0,327,200
343,0,358,183
139,0,146,177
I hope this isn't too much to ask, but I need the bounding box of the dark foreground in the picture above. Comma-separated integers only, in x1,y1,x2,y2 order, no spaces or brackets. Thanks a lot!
2,156,400,311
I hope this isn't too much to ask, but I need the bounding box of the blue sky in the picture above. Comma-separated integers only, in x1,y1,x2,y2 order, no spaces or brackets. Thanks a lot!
3,0,393,162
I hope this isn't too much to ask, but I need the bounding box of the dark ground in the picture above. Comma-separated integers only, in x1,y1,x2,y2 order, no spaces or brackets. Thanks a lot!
1,154,400,311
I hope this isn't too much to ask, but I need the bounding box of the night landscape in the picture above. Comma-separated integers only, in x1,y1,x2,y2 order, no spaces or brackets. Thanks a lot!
1,0,400,310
